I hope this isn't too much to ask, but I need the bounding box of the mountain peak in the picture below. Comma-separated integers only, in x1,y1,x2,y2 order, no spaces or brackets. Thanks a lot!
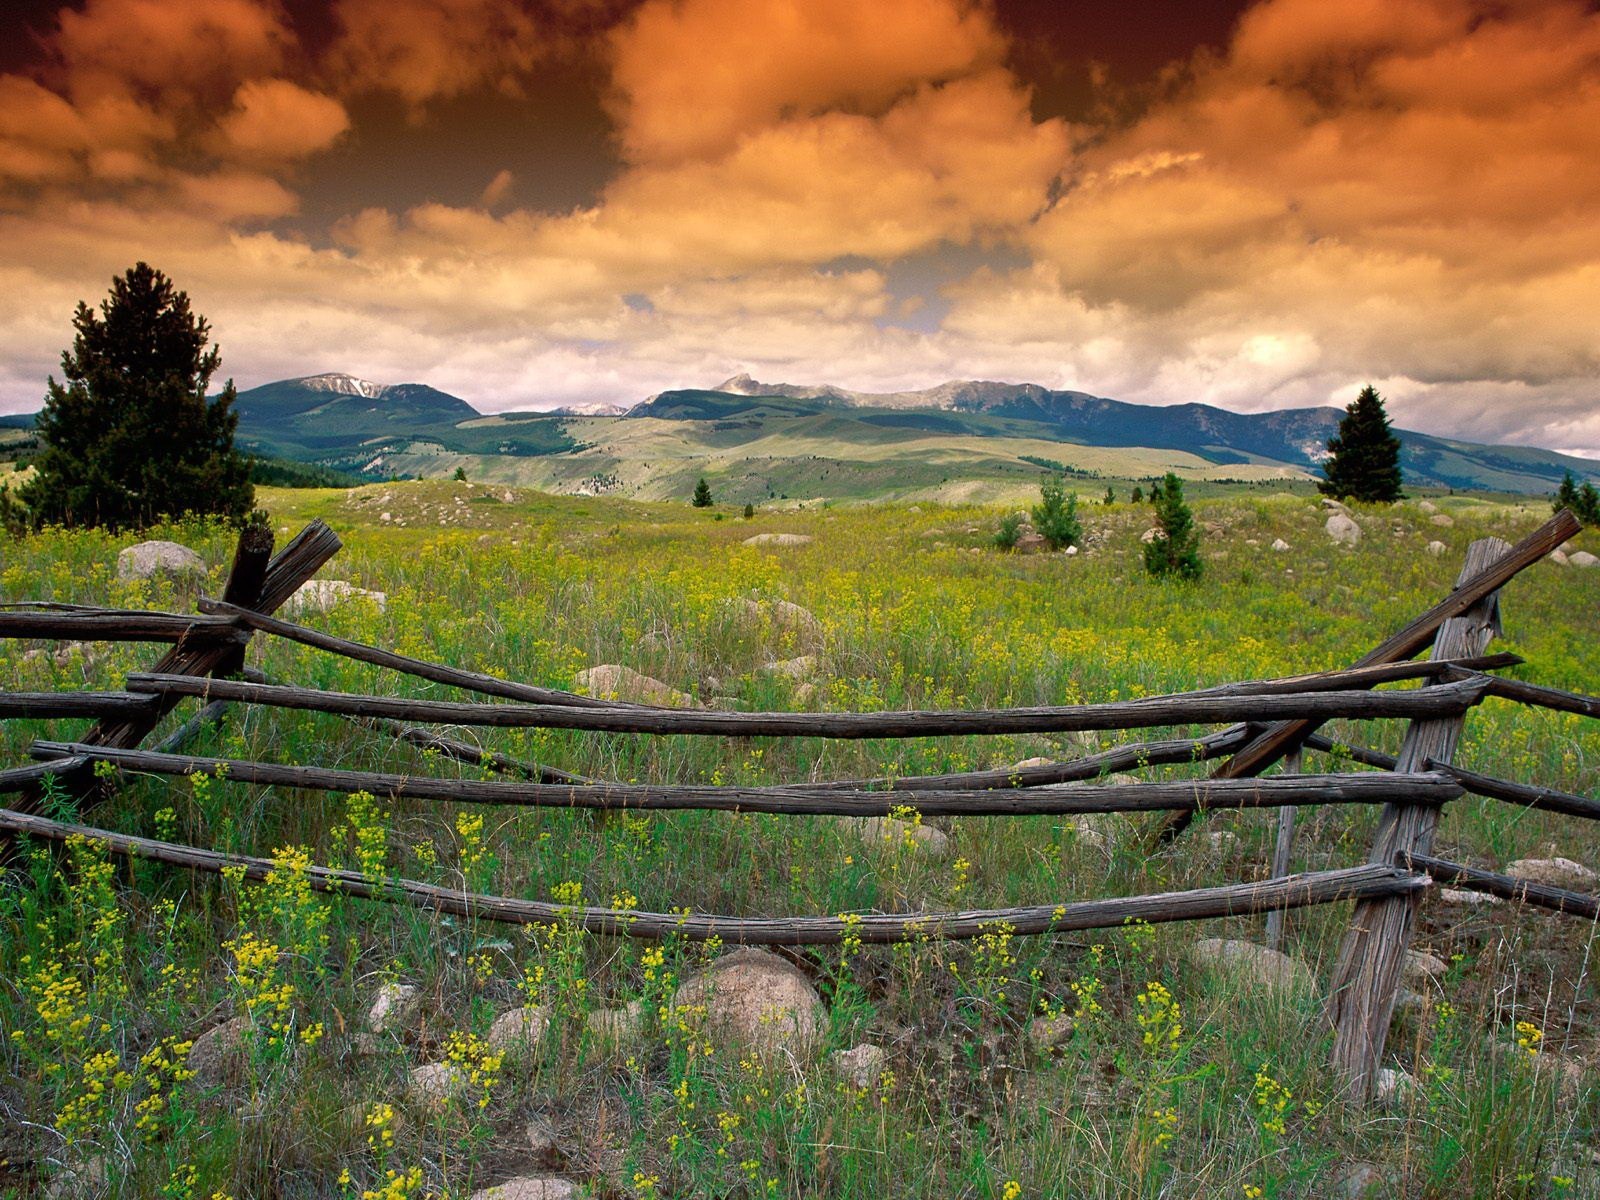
297,372,387,399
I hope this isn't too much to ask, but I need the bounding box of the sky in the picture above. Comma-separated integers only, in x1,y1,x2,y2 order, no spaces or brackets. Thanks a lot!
1,0,1597,456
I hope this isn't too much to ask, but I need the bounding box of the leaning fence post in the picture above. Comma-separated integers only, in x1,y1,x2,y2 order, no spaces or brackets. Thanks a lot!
1264,747,1302,953
1325,536,1509,1101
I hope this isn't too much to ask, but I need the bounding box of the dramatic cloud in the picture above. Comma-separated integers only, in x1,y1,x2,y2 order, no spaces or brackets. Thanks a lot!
0,0,1596,457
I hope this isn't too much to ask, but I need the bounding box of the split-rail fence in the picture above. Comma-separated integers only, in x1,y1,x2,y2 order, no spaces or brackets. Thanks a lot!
0,509,1594,1102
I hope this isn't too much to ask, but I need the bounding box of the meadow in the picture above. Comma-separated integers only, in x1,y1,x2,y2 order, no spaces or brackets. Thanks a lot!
1,480,1597,1199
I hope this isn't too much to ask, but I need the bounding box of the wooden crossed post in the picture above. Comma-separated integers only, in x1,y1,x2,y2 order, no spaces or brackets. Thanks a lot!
1325,536,1509,1101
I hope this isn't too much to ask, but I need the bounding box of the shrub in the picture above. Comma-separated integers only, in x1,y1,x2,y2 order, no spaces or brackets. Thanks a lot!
1032,474,1082,550
692,477,713,507
993,512,1023,550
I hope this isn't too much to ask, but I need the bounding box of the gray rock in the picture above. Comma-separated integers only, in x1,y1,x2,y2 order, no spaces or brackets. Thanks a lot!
671,948,825,1056
1325,514,1361,545
1429,513,1454,527
830,1042,886,1088
1320,497,1350,513
407,1061,467,1108
574,664,699,708
44,1152,112,1199
116,540,203,582
1439,887,1502,906
759,655,817,681
488,1005,550,1058
1426,540,1447,556
188,1015,251,1088
1027,1014,1075,1055
1550,549,1570,566
1270,538,1291,552
1570,551,1599,568
742,532,812,547
726,596,825,648
1417,500,1438,514
1015,532,1047,553
469,1176,577,1200
1139,527,1160,544
585,999,646,1049
367,982,423,1034
858,815,951,858
1403,950,1448,984
284,578,388,616
1334,1162,1391,1198
1505,857,1598,889
525,1114,560,1157
1188,938,1314,995
1375,1066,1415,1106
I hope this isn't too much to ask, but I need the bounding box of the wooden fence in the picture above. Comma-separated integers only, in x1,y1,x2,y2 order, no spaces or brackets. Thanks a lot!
0,509,1594,1103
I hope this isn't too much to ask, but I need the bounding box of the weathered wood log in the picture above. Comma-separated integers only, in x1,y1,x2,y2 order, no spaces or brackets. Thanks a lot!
1301,732,1600,822
1265,747,1302,953
198,598,642,709
0,692,161,719
1474,675,1600,720
1327,537,1508,1102
0,758,90,793
0,609,243,643
1400,852,1600,920
353,716,595,785
0,799,1431,942
1153,510,1578,844
122,673,1490,739
28,740,1462,817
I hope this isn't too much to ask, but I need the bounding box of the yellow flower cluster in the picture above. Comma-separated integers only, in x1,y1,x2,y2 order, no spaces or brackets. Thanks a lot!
134,1036,196,1132
441,1030,503,1109
345,790,389,877
1515,1020,1544,1058
1135,981,1183,1057
225,930,295,1047
1252,1064,1293,1137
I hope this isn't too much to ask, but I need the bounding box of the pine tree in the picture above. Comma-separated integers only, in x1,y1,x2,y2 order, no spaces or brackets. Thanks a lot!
1032,473,1082,550
21,263,252,530
1319,385,1403,503
691,477,713,507
1143,471,1201,580
1552,471,1600,527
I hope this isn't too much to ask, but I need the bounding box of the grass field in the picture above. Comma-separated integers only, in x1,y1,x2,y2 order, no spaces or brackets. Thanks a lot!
1,482,1597,1199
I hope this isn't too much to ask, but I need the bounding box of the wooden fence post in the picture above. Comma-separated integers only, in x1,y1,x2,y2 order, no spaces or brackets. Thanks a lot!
1325,537,1509,1101
1264,746,1301,953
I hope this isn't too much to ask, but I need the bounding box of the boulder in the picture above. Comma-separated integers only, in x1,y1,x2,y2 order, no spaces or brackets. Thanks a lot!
407,1061,467,1108
1429,513,1454,527
670,948,826,1056
759,655,816,681
1325,514,1361,545
1065,545,1079,557
488,1005,550,1058
726,596,825,649
1027,1014,1075,1056
366,982,423,1034
1426,540,1447,557
585,999,646,1049
1319,497,1350,513
188,1015,251,1088
1439,887,1502,907
1417,500,1438,514
1335,1163,1393,1198
1570,551,1599,569
1270,538,1290,552
525,1115,559,1157
1550,550,1570,566
830,1042,886,1088
575,664,699,708
1006,756,1055,772
1139,527,1160,544
469,1178,577,1200
1505,857,1598,890
743,533,813,547
1403,950,1448,984
1188,938,1314,996
1375,1067,1415,1106
284,578,388,616
858,815,951,858
1009,531,1044,553
116,540,203,582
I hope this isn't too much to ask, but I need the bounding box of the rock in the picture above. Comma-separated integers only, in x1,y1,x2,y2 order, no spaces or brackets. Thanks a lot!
21,641,100,669
116,540,203,582
1570,551,1599,568
1550,550,1570,566
1027,1014,1075,1056
1014,532,1047,553
365,982,422,1034
284,578,388,616
44,1153,112,1199
1403,950,1448,984
726,597,824,649
188,1015,251,1088
1439,887,1502,906
1319,497,1349,513
670,948,826,1056
760,655,816,681
1139,527,1160,544
1426,540,1447,556
1418,500,1438,514
743,533,813,547
1375,1067,1415,1106
1006,756,1054,772
1334,1162,1391,1198
408,1061,467,1108
488,1005,550,1058
574,664,699,708
858,815,951,858
585,999,645,1049
1505,857,1598,890
1325,514,1361,545
830,1042,886,1088
1270,538,1290,552
1429,513,1454,527
469,1176,577,1200
525,1115,560,1157
1065,544,1079,556
1205,830,1239,853
1188,938,1314,996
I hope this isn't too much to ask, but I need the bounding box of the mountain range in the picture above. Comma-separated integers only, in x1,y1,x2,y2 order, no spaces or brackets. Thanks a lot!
6,372,1597,503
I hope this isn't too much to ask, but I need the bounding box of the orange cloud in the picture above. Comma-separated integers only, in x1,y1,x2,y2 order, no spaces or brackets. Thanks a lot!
216,79,351,162
608,0,1006,163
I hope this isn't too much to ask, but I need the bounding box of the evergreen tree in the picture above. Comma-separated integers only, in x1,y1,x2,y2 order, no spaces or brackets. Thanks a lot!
1103,485,1115,505
1130,485,1143,504
1143,471,1201,580
21,263,252,530
691,477,713,507
453,466,467,482
1032,473,1082,550
742,502,755,519
1552,471,1600,527
1319,385,1403,503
